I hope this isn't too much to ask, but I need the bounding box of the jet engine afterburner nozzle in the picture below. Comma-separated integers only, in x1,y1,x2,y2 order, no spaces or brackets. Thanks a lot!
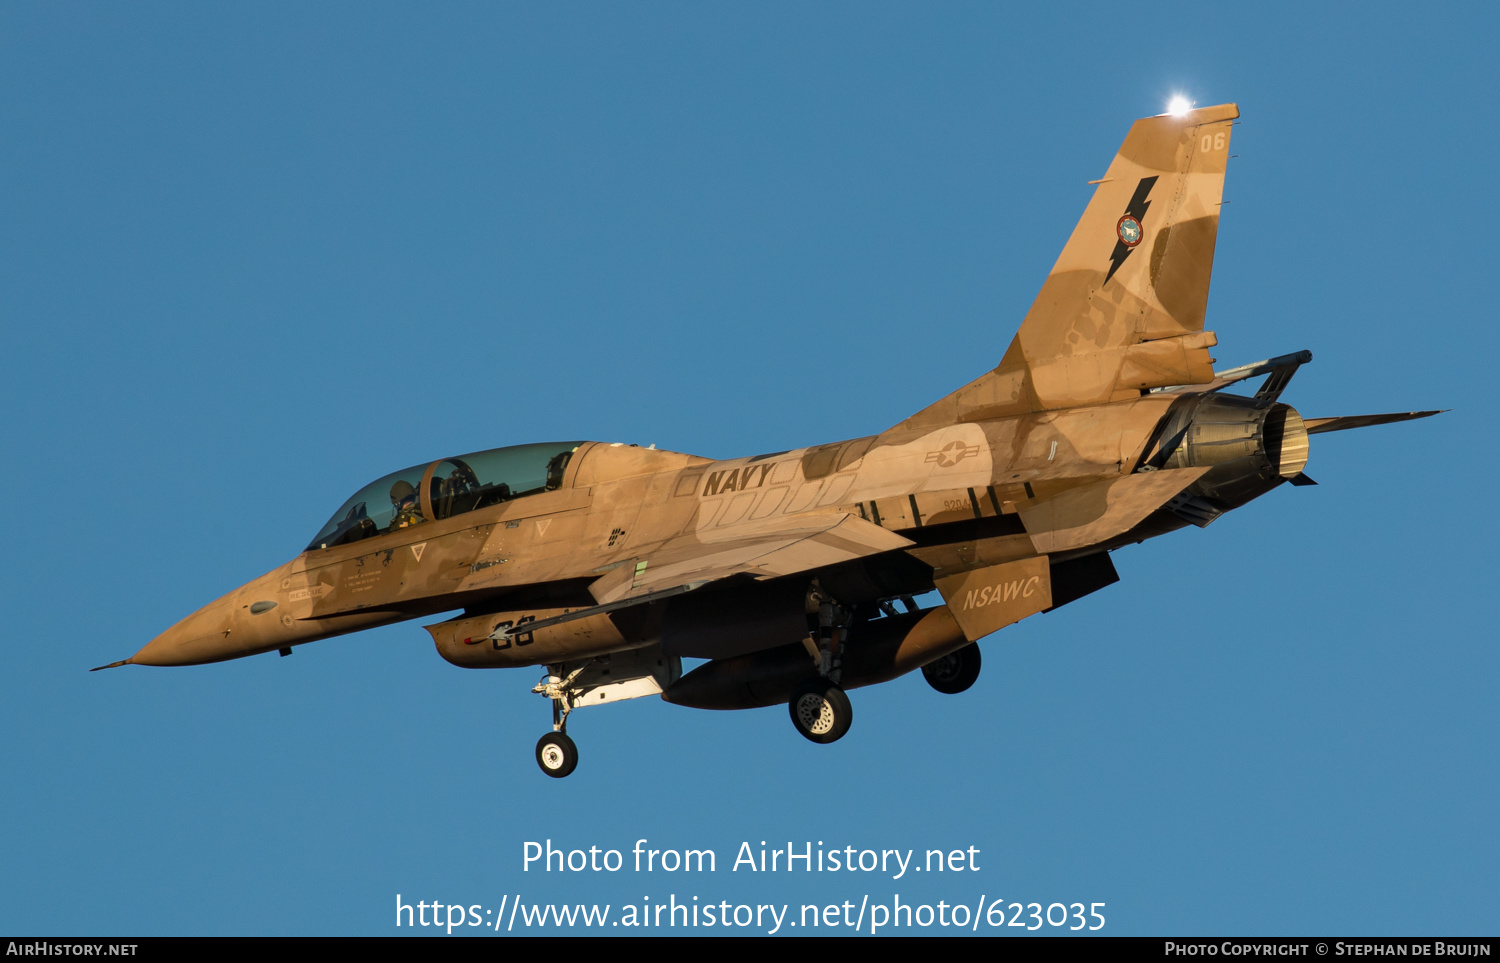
1159,394,1309,479
1266,404,1310,479
1137,393,1313,524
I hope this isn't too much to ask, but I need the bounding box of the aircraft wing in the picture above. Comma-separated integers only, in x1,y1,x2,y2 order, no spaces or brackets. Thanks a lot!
587,512,914,605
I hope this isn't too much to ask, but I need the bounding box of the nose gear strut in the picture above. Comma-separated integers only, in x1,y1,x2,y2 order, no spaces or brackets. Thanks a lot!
531,662,592,778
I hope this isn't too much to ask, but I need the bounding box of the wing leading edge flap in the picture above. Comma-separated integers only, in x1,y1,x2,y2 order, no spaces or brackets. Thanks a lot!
589,512,915,605
1017,467,1214,556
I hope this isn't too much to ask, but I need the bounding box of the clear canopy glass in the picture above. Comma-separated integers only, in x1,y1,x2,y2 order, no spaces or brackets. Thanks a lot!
306,442,582,551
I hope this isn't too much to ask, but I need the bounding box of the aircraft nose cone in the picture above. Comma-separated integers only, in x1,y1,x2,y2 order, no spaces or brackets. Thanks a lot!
132,600,237,666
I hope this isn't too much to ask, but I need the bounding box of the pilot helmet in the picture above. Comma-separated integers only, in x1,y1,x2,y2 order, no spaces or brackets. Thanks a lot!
390,480,417,505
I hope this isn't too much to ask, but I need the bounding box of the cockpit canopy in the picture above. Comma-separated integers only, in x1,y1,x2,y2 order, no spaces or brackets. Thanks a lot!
307,442,583,551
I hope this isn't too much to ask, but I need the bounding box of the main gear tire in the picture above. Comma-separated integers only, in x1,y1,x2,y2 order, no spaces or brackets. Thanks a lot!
921,643,981,694
788,681,853,744
536,731,579,778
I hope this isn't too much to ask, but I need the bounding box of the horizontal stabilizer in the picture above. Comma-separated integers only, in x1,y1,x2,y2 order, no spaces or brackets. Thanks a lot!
1018,467,1212,554
1304,411,1444,434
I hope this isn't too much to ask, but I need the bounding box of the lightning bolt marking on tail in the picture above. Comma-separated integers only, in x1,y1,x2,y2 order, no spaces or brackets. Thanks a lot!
1104,175,1159,286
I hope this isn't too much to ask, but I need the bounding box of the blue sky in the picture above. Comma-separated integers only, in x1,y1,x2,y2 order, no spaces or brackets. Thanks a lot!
2,2,1495,936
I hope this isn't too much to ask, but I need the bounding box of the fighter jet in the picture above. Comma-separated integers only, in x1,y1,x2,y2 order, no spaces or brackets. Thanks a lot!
98,103,1438,777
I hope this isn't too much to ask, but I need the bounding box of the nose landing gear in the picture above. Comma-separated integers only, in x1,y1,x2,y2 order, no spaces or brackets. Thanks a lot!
523,649,682,777
532,663,586,778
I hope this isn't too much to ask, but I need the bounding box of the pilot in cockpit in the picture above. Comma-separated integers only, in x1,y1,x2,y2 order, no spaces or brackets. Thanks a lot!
389,480,426,531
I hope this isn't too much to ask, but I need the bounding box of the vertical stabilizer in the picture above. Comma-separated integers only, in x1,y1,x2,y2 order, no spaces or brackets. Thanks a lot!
896,104,1237,430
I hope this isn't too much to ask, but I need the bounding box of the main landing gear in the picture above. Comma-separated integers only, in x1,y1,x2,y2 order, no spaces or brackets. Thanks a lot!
788,595,855,745
789,679,853,743
921,642,982,694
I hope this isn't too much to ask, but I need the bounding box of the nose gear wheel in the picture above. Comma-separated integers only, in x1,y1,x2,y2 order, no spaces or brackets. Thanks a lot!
536,731,578,778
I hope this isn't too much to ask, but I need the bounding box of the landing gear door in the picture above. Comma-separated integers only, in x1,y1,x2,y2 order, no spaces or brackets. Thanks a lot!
562,646,682,709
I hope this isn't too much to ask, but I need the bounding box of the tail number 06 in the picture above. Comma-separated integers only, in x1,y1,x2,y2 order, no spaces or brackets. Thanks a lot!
1200,131,1227,152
